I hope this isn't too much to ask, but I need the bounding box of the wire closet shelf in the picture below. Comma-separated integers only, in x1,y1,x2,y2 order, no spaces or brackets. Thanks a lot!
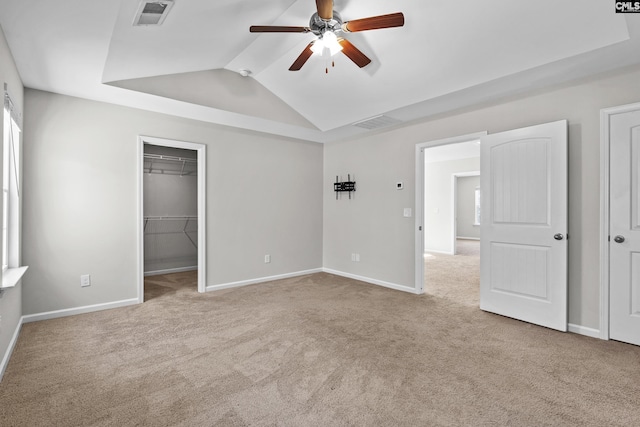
143,216,198,249
143,153,197,176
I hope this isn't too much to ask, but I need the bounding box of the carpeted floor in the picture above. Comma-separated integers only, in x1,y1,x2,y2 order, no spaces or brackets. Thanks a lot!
1,268,640,426
425,239,480,306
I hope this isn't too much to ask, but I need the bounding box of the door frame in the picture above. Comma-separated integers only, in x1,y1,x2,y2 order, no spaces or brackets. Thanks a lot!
452,171,481,253
137,135,207,303
599,101,640,340
415,131,487,293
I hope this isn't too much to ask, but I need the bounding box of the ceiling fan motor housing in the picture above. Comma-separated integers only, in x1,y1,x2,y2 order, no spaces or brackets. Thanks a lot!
309,11,342,37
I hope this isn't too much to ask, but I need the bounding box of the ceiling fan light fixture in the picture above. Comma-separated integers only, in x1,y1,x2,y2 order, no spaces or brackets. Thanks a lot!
311,31,342,57
250,2,404,71
310,39,324,56
325,32,343,56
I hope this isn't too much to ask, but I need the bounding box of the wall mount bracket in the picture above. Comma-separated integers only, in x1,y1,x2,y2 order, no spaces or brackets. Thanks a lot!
334,174,356,199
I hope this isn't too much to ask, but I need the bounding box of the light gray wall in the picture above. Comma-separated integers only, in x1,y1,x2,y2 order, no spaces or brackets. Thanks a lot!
22,89,323,315
324,64,640,330
424,157,479,253
0,25,24,371
143,146,198,273
457,176,480,240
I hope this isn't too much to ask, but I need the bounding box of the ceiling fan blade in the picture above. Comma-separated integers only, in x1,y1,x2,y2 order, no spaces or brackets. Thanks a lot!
316,0,333,20
342,12,404,33
289,43,315,71
250,26,310,33
338,38,371,68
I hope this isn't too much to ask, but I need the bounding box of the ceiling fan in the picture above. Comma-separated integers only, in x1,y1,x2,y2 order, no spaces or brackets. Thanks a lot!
249,0,404,72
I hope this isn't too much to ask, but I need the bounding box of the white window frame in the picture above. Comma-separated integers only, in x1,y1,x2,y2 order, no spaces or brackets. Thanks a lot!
2,85,27,290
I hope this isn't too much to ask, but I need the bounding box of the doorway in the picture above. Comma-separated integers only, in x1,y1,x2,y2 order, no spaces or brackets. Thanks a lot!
415,132,486,300
453,172,481,254
415,121,568,332
137,136,207,302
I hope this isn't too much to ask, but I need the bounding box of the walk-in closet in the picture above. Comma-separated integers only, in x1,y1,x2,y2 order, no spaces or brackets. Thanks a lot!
143,144,198,283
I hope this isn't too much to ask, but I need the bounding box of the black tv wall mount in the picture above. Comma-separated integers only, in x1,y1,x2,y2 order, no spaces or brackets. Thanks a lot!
334,174,356,199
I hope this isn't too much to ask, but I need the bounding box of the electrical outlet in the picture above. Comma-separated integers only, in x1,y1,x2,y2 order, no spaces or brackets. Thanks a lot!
264,254,271,264
355,254,360,262
80,274,91,287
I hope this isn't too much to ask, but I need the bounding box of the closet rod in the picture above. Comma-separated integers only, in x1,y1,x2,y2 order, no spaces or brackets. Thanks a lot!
143,154,197,163
144,216,198,220
144,216,198,249
143,216,197,231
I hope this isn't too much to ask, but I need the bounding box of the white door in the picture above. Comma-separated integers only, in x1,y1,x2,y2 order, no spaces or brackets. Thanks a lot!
480,120,568,331
609,108,640,346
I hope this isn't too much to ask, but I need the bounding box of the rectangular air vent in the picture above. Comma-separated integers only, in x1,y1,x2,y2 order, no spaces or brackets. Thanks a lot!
352,115,402,130
133,1,174,26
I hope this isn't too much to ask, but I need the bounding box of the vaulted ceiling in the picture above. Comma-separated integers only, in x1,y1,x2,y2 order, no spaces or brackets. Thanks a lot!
1,0,639,142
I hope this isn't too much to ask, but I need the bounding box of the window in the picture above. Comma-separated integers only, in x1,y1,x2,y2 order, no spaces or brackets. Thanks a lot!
474,187,481,226
2,86,24,285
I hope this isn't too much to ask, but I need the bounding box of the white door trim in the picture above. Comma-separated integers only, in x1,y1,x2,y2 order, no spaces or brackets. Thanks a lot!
599,101,640,340
137,135,207,303
452,171,480,253
415,131,487,293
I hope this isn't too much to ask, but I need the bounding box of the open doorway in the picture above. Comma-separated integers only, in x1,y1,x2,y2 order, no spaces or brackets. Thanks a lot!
453,172,480,254
137,136,207,303
415,132,486,305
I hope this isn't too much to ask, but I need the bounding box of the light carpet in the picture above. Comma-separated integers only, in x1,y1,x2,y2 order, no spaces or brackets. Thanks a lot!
1,270,639,426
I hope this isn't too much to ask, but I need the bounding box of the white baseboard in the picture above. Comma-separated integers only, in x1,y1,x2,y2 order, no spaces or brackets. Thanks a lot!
22,298,139,324
144,266,197,277
0,316,23,382
206,268,323,292
424,249,455,255
568,323,601,339
322,268,420,294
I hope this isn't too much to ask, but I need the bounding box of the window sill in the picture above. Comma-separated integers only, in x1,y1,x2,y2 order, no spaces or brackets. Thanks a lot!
2,266,28,289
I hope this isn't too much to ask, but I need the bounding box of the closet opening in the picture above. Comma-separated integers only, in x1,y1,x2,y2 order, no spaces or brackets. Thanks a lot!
137,136,207,302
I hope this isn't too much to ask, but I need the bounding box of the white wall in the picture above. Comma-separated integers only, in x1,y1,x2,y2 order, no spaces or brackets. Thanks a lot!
324,64,640,330
424,157,479,253
143,146,198,274
22,90,323,315
0,24,24,375
457,176,480,240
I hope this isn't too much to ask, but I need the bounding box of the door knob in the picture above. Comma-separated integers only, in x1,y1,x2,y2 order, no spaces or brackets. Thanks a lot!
614,235,625,243
554,233,564,241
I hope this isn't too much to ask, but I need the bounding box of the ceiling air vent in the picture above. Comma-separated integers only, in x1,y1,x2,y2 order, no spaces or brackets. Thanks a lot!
133,1,174,26
352,115,402,130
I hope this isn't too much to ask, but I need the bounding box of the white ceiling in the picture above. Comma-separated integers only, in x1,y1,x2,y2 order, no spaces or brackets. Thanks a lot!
1,0,639,143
